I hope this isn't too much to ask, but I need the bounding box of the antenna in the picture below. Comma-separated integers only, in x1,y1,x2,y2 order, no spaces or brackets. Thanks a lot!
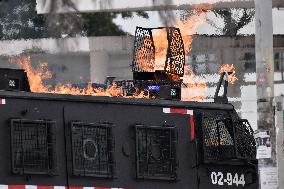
214,71,233,103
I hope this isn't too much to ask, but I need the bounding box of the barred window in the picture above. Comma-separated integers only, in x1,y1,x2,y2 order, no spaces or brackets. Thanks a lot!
201,112,256,162
71,121,115,178
10,119,57,175
202,113,235,162
135,125,177,180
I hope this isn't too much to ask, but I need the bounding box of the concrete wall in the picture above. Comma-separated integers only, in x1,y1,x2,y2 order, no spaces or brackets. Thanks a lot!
0,53,90,86
88,36,134,83
0,36,134,86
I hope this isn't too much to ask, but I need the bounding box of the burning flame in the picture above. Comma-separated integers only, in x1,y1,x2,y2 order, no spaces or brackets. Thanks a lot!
220,64,238,84
7,3,237,102
181,64,238,101
8,56,237,102
135,4,212,72
134,4,213,101
177,4,212,101
9,56,52,93
9,55,150,98
151,3,212,70
181,65,208,102
176,4,213,54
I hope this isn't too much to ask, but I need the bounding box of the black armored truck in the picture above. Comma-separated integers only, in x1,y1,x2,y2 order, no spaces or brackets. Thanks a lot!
0,27,258,189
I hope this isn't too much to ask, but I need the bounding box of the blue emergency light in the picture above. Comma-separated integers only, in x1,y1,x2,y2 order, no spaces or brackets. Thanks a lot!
148,86,161,91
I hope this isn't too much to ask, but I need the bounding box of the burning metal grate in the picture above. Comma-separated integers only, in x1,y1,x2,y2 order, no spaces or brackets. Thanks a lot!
71,121,115,178
132,27,185,76
10,119,57,175
135,125,177,180
133,27,155,72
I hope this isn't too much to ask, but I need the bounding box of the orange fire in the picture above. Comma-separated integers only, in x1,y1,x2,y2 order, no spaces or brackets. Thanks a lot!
181,65,208,102
177,4,212,101
9,55,237,101
152,3,212,69
136,4,212,72
152,29,168,70
134,4,213,101
176,4,213,54
220,64,238,84
8,3,237,102
9,56,51,93
9,55,150,98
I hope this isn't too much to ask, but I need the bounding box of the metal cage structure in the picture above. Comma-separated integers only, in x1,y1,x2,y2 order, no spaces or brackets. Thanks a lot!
10,119,57,175
132,27,185,77
70,121,115,178
135,125,178,181
200,112,256,163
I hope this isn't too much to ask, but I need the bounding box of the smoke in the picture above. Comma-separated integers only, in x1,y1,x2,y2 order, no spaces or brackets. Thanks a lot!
152,0,176,27
152,0,201,27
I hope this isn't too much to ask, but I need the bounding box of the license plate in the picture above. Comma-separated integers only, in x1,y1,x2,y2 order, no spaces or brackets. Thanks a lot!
210,171,246,187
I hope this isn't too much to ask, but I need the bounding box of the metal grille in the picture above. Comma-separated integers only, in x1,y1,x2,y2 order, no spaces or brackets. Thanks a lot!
202,115,236,161
71,122,115,178
135,125,177,180
132,27,185,76
201,112,257,162
234,120,256,159
132,27,155,72
165,28,185,76
115,80,135,96
10,119,57,175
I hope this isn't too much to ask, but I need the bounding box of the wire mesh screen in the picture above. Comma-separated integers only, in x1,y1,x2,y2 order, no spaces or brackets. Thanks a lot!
234,120,256,159
202,114,236,161
115,80,135,96
165,28,185,76
135,125,177,180
201,112,257,162
71,122,115,178
132,27,185,76
132,27,155,72
10,119,57,175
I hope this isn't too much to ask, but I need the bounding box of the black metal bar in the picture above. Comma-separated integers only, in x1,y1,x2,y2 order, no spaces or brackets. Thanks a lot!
82,123,86,176
63,107,70,187
10,119,15,174
223,78,229,98
44,121,49,173
136,26,178,30
20,119,24,175
214,72,225,100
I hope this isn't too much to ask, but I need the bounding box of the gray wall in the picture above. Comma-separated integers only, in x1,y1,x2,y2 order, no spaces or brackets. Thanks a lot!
0,52,90,87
